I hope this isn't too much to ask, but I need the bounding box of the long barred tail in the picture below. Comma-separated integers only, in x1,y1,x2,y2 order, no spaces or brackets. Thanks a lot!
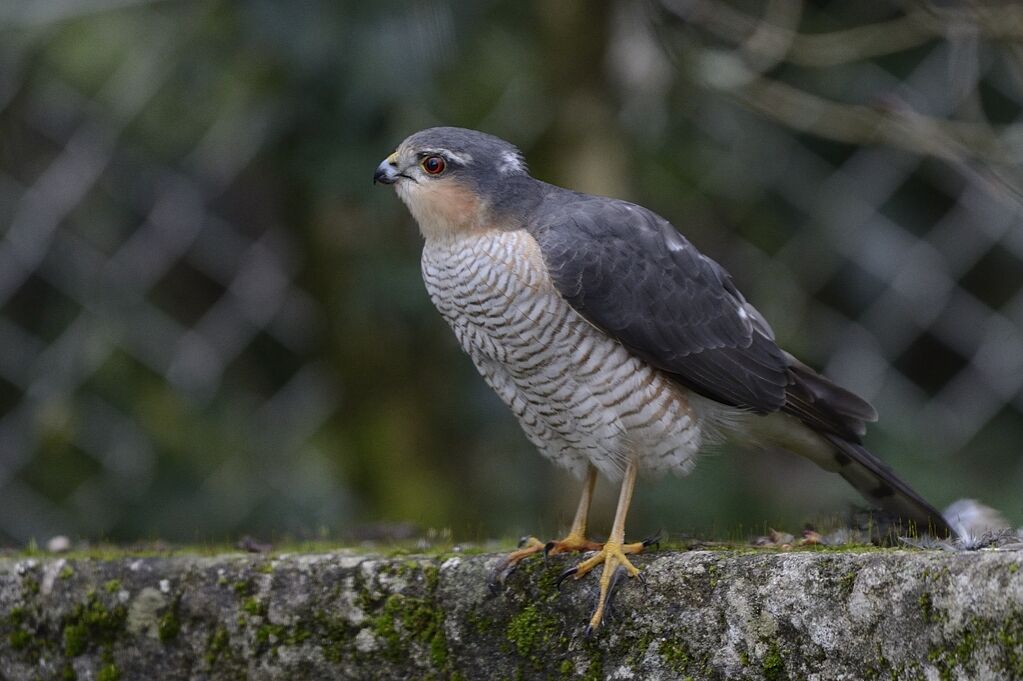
822,434,955,539
773,354,955,539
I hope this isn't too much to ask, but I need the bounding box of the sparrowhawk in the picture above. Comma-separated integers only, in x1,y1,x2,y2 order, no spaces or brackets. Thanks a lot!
374,126,954,632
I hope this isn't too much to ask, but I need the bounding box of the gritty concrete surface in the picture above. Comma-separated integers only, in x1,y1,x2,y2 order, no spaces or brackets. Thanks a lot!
0,547,1021,680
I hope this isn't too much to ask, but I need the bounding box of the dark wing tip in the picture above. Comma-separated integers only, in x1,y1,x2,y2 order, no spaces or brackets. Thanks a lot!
782,355,878,441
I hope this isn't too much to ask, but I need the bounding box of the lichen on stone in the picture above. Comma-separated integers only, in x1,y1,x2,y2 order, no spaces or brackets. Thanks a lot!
0,547,1019,679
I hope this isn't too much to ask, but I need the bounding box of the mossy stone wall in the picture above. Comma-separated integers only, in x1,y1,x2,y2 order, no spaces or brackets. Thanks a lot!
1,548,1021,679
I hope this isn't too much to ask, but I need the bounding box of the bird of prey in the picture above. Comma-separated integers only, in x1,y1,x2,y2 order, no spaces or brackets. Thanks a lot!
373,127,954,632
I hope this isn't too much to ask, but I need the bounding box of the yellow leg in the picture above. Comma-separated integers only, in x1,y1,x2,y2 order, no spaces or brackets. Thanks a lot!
561,457,642,633
546,465,603,555
489,466,601,587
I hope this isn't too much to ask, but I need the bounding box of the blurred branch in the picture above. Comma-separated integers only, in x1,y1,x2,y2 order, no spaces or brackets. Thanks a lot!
696,53,1023,207
662,0,1023,67
0,0,171,30
656,0,1023,206
710,59,1022,163
734,0,801,75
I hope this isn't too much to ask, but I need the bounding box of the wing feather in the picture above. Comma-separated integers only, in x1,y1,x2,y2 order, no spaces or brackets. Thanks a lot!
531,194,790,414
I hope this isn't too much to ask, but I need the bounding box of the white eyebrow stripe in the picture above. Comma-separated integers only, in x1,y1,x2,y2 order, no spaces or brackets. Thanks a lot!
420,148,473,165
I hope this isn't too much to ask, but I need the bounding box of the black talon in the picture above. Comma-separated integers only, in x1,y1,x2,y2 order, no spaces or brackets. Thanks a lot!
487,560,517,593
543,541,557,566
604,566,630,621
516,535,531,548
583,623,594,638
641,533,661,550
555,566,578,589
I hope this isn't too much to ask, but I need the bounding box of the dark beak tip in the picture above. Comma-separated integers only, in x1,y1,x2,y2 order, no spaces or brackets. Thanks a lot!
373,167,397,186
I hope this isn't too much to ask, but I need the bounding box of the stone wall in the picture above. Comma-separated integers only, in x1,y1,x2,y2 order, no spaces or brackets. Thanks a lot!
1,547,1021,679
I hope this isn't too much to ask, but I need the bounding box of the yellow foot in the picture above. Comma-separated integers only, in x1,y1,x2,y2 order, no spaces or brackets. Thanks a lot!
555,538,656,634
488,532,610,591
544,531,603,557
488,536,545,590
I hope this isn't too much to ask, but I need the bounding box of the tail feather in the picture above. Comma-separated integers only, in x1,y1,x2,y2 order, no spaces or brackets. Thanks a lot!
770,353,954,539
822,434,955,539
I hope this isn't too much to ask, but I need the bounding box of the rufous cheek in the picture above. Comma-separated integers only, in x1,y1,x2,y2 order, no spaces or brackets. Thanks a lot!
403,178,484,238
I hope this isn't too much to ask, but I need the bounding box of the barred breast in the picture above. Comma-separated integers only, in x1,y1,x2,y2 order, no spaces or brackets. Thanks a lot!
421,229,703,481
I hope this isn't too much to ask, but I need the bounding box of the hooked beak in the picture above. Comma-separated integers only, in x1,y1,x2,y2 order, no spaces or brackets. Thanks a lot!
373,152,400,185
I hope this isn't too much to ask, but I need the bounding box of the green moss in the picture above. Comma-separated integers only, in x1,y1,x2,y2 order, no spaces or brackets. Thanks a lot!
1010,563,1019,574
369,594,403,652
157,604,181,643
232,579,253,596
290,626,313,646
838,570,858,597
999,612,1023,677
61,663,77,680
348,561,453,674
276,623,311,647
6,606,34,653
310,609,353,664
466,605,496,637
97,663,120,681
762,642,785,681
22,576,40,596
559,658,574,676
429,630,448,668
103,580,121,594
926,612,1023,680
61,592,128,657
510,552,560,596
706,563,719,590
63,623,89,657
504,603,564,669
369,591,450,670
423,563,440,592
627,632,653,667
255,623,282,647
251,619,312,652
199,621,247,678
582,653,604,681
59,564,75,580
919,592,935,623
241,597,265,616
659,639,692,673
205,625,231,666
9,627,32,649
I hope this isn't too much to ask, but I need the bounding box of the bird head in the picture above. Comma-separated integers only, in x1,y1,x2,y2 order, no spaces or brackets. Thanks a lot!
374,127,530,240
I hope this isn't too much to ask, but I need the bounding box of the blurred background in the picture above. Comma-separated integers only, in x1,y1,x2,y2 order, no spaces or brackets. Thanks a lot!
1,0,1021,546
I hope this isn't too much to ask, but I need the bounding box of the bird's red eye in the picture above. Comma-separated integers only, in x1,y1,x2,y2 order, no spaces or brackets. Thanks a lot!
422,156,446,175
